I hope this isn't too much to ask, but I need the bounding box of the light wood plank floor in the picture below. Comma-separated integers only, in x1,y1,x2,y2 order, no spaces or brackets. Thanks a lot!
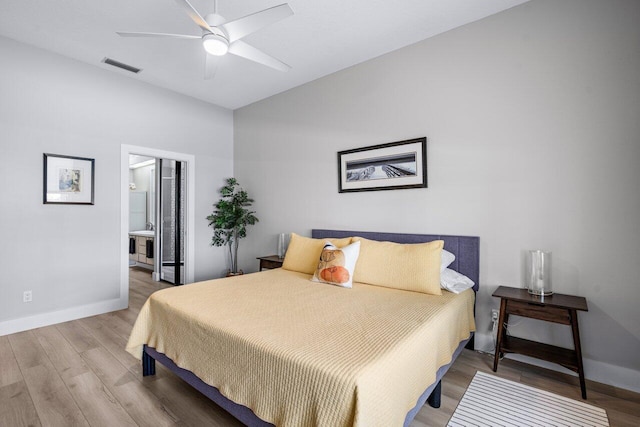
1,267,638,426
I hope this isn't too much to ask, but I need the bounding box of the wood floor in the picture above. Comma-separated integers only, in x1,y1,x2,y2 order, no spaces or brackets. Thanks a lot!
1,267,639,427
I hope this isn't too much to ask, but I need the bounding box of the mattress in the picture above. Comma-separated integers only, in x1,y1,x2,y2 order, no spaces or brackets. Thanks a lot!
126,268,476,427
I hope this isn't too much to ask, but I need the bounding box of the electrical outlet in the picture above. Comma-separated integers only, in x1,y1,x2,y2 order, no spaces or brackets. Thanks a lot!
23,290,32,303
490,309,500,333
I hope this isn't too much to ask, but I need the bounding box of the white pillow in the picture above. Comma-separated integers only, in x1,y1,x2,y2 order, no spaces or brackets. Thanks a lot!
441,249,455,272
311,241,361,288
440,268,475,294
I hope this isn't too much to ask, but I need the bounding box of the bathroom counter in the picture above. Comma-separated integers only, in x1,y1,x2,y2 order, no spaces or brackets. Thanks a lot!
129,230,155,237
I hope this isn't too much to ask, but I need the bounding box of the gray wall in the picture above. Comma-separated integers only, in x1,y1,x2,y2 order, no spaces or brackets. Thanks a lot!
0,36,233,333
234,0,640,391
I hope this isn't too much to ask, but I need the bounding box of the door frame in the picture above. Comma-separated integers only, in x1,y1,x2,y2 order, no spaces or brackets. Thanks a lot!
120,145,195,301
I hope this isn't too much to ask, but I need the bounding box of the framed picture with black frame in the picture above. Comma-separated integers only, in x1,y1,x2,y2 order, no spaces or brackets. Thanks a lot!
43,153,95,205
337,137,427,193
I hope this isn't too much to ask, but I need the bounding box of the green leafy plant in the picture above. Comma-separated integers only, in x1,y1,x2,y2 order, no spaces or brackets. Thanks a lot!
207,178,258,274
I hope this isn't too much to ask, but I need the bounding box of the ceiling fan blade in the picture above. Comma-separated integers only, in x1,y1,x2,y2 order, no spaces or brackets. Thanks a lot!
173,0,212,33
117,31,200,39
205,54,219,80
228,40,290,72
221,3,293,43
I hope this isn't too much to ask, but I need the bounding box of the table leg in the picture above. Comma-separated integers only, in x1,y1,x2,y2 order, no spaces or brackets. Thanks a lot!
570,309,587,399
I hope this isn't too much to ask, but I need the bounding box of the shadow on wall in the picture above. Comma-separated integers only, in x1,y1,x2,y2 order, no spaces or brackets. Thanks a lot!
580,302,640,370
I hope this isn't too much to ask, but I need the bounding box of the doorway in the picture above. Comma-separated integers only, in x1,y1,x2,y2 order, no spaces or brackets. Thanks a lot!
120,145,195,301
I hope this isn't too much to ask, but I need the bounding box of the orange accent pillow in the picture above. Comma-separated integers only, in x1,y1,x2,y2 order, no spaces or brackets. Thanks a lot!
311,241,361,288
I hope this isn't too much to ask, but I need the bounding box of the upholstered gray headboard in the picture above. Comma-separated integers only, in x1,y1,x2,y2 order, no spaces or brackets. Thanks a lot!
311,229,480,292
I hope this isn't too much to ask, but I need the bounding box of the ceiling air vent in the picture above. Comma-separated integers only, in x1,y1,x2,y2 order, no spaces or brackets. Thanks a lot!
102,57,141,74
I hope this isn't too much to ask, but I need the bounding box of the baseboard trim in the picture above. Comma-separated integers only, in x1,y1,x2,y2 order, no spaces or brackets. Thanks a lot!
475,332,640,394
0,297,128,337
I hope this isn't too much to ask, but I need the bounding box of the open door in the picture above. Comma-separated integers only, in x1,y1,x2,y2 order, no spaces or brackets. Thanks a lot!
158,159,185,285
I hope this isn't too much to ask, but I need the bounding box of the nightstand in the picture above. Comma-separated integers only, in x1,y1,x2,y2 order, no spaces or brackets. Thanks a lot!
257,255,284,271
492,286,589,399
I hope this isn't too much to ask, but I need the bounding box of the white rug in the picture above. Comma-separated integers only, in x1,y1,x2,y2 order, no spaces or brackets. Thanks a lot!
448,371,609,427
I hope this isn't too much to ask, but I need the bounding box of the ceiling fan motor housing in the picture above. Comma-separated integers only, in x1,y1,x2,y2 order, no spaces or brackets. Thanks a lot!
202,31,229,56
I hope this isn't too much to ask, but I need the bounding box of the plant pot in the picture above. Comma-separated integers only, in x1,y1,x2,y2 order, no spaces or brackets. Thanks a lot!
226,270,244,277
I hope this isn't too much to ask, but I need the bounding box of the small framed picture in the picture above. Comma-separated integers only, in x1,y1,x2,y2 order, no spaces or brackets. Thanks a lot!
338,137,427,193
43,153,95,205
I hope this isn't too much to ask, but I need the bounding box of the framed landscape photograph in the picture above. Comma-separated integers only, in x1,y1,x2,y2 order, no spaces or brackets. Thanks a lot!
338,137,427,193
43,153,95,204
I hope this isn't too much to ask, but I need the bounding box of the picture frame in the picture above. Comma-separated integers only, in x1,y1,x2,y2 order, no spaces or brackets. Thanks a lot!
43,153,95,205
337,137,427,193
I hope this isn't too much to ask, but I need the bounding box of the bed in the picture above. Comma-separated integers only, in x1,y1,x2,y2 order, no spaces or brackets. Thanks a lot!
127,229,479,426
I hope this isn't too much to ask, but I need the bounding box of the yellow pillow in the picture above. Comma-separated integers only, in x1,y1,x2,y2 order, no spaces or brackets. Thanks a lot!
352,237,443,295
282,233,353,274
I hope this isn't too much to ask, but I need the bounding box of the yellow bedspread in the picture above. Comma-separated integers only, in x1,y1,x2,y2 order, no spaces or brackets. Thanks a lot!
126,268,475,427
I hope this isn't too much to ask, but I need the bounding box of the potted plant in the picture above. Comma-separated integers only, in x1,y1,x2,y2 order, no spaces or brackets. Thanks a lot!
207,178,259,276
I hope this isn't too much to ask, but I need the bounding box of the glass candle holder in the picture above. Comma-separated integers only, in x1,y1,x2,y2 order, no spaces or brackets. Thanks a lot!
277,233,287,259
526,250,552,296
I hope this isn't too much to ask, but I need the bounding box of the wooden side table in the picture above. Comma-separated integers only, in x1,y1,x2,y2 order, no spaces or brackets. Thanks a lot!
492,286,589,399
257,255,284,271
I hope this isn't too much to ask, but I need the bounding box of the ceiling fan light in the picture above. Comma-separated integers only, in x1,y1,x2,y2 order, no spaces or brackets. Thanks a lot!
203,33,229,56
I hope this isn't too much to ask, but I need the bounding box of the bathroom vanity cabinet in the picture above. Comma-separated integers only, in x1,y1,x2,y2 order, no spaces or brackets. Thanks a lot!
129,231,154,269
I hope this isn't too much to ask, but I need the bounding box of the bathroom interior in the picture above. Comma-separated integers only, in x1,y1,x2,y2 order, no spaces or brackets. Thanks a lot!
128,154,185,285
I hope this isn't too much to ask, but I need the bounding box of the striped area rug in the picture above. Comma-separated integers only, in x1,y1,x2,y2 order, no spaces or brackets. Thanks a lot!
448,371,609,427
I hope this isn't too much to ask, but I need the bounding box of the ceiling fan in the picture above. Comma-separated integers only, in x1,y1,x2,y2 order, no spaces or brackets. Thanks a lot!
117,0,293,79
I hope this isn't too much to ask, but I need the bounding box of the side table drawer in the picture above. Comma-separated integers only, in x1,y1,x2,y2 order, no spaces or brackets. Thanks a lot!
257,255,284,271
507,300,570,324
261,259,283,270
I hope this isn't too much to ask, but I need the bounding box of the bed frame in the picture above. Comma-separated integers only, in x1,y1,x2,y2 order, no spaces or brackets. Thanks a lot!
142,229,479,427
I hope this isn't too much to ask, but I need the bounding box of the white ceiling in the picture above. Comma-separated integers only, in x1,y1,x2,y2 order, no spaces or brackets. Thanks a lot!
0,0,528,110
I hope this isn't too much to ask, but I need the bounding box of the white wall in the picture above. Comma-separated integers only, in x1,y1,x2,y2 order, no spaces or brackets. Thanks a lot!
0,36,233,334
234,0,640,391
